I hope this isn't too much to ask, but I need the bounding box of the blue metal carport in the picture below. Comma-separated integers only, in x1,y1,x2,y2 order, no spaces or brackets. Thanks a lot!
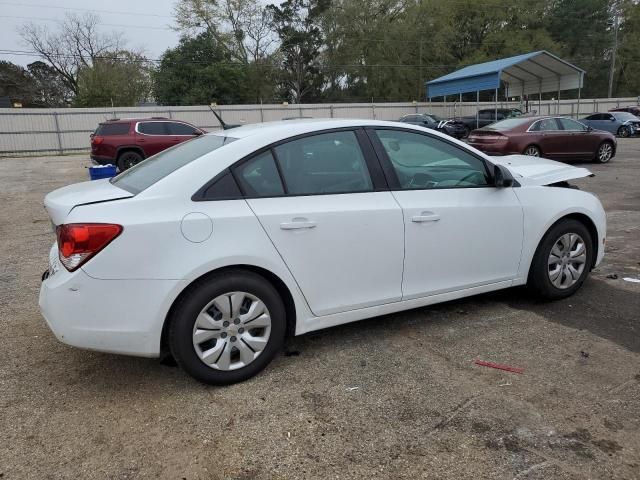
426,51,585,121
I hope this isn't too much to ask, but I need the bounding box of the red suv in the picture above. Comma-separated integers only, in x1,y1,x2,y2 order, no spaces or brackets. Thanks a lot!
90,118,205,171
609,106,640,117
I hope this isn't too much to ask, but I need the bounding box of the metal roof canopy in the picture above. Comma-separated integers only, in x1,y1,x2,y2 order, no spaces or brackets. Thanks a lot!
426,51,585,99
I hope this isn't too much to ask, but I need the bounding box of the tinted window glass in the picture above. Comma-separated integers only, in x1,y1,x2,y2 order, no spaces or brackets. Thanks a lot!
200,171,242,200
235,151,284,197
586,114,603,120
138,122,167,135
558,118,587,131
95,123,130,135
486,118,531,131
168,122,199,135
112,135,236,194
274,131,372,195
375,129,490,189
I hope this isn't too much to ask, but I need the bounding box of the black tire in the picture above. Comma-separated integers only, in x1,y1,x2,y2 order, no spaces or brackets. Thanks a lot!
168,270,286,385
117,150,144,171
594,140,614,164
461,126,471,139
523,145,541,157
617,125,630,138
528,219,593,300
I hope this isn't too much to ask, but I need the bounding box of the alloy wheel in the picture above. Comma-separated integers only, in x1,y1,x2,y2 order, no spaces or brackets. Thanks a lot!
524,146,540,157
192,291,271,371
547,233,587,289
619,126,630,138
598,142,613,163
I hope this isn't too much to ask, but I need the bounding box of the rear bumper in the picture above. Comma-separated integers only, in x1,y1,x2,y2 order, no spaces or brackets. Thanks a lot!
39,245,183,358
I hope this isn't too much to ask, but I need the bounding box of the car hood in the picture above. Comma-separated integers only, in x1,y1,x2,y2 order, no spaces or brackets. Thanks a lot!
44,179,133,225
490,155,593,186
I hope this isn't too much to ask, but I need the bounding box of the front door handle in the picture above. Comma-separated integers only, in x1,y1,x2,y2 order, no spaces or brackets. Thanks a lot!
280,219,317,230
412,213,440,223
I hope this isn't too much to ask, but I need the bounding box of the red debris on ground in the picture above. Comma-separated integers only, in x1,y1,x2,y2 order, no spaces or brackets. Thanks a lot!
474,360,524,374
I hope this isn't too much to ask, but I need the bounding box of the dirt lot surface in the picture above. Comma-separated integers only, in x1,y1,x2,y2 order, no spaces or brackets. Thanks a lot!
1,140,639,479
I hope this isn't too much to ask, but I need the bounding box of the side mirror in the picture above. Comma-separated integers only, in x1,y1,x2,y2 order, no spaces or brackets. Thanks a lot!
194,130,204,136
586,125,593,132
610,118,616,122
494,164,515,188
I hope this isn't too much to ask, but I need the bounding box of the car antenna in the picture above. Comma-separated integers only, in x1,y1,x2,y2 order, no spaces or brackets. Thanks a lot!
208,106,240,130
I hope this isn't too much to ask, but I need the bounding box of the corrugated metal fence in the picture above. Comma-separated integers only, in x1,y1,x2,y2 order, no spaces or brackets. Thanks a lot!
0,97,638,157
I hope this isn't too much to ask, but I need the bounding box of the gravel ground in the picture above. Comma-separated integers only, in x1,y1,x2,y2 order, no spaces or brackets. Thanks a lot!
1,140,639,479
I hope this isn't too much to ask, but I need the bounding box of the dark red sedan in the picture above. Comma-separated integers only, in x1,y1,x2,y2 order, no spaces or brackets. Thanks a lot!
467,116,617,163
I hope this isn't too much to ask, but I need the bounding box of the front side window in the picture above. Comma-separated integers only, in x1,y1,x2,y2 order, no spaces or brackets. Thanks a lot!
137,122,167,135
273,131,373,195
374,129,490,189
557,118,587,131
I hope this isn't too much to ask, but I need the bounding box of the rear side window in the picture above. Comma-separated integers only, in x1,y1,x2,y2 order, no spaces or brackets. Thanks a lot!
137,122,167,135
111,135,236,194
235,151,285,197
168,122,199,135
273,131,372,195
95,123,130,136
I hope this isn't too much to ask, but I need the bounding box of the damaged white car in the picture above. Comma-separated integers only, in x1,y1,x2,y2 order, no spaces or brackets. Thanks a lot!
39,119,606,384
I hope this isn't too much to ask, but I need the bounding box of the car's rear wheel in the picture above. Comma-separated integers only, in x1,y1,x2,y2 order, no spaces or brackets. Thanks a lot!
117,150,144,171
617,125,631,138
595,141,614,163
528,219,593,300
169,270,286,385
523,145,541,157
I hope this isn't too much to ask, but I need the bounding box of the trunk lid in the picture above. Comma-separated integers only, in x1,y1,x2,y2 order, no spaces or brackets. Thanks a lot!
44,179,133,225
490,155,593,186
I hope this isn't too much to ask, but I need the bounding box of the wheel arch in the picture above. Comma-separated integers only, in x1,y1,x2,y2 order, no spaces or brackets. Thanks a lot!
160,264,297,359
528,212,600,284
116,145,145,159
523,143,542,155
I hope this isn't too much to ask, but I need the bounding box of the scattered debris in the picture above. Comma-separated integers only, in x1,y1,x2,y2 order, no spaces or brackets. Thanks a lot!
499,381,512,387
580,351,590,358
474,360,524,374
622,277,640,283
346,386,359,392
606,273,618,279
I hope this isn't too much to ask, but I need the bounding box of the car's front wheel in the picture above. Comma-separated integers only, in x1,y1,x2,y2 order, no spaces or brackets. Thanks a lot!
595,141,614,163
528,219,593,300
169,270,286,385
117,150,144,171
617,125,631,138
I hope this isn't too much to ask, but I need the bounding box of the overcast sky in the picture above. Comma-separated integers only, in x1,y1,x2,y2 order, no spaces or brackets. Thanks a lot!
0,0,182,66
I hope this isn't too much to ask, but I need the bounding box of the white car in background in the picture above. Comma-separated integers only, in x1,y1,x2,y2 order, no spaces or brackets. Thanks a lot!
39,119,606,385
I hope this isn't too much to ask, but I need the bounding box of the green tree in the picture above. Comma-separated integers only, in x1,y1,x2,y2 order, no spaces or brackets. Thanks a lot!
153,33,251,105
0,61,36,106
614,0,640,96
267,0,330,103
74,51,152,107
27,61,73,107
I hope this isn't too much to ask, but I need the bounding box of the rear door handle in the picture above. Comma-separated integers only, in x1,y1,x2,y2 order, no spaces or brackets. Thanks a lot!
280,220,317,230
412,213,440,223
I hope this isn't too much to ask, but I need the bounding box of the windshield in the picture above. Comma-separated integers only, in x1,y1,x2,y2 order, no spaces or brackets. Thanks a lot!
111,134,236,194
613,112,638,122
484,117,532,131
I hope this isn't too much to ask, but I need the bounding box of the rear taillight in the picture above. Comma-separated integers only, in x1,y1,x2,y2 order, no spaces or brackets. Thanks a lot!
56,223,122,271
92,136,104,145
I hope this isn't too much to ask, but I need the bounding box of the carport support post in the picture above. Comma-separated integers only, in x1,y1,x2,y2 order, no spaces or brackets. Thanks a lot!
476,91,479,129
494,88,498,122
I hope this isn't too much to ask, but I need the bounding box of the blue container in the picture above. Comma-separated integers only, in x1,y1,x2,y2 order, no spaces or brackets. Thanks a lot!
89,164,117,181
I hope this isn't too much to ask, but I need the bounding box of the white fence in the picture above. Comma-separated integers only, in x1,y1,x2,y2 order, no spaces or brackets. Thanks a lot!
0,97,638,157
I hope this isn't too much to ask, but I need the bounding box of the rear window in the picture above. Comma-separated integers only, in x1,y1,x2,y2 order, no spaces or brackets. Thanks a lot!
111,135,236,194
484,118,532,131
95,123,130,136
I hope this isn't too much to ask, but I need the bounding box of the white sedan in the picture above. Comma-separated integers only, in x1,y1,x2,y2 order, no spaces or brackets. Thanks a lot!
40,119,606,385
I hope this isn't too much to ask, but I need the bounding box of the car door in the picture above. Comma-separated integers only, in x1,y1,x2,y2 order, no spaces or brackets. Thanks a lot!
135,121,170,157
556,118,597,158
368,128,523,299
236,129,404,316
530,118,566,158
583,113,608,132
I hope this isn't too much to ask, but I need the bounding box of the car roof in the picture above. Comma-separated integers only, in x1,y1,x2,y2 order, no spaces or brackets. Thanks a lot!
213,118,423,140
100,117,192,124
